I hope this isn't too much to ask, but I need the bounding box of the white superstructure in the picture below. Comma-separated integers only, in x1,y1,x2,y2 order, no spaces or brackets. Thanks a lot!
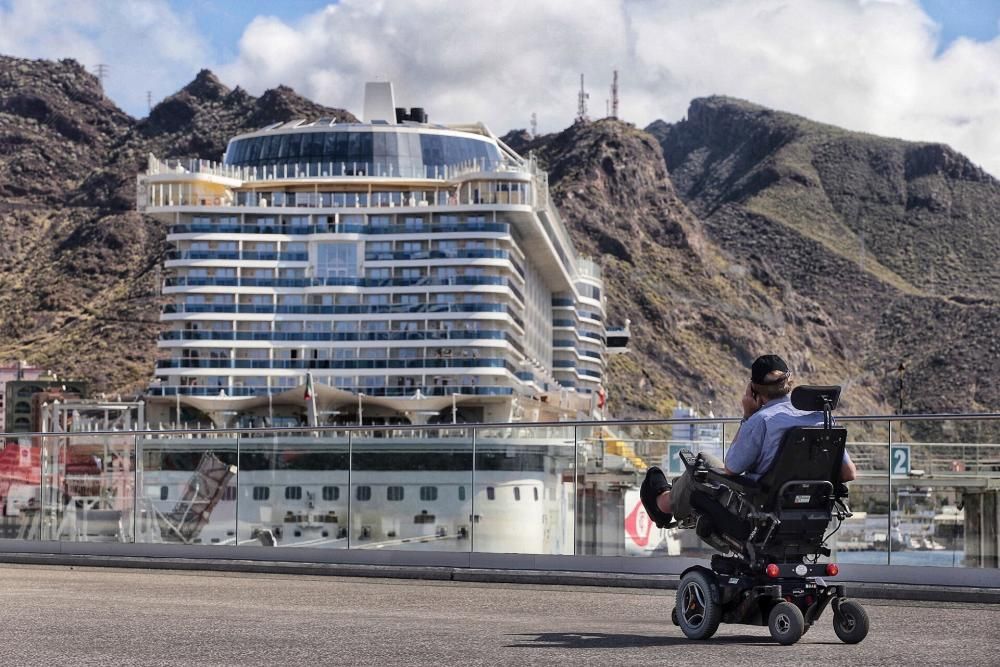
136,82,625,429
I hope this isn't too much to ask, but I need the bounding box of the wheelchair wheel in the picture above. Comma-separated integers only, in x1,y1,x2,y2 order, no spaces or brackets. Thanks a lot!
833,599,869,644
676,570,722,640
768,601,805,645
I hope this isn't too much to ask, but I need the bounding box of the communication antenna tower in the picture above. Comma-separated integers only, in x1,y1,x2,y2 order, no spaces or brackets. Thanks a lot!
94,63,109,93
530,112,538,138
147,91,153,112
611,69,619,120
576,73,589,122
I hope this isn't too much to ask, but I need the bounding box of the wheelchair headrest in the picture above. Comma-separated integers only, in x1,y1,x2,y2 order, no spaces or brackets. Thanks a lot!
790,385,841,412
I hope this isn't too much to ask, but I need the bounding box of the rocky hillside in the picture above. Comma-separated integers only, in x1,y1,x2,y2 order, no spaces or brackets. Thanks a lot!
506,121,890,418
0,56,354,391
0,54,995,423
647,97,999,418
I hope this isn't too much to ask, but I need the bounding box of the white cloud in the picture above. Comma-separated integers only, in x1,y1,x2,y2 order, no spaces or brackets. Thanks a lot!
215,0,1000,176
3,0,1000,176
0,0,208,117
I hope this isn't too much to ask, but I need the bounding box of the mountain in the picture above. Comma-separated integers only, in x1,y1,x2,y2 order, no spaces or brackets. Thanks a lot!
0,56,355,392
505,120,888,419
0,54,996,425
647,97,999,418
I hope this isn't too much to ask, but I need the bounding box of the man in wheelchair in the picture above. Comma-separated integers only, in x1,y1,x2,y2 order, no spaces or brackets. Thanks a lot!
640,355,869,645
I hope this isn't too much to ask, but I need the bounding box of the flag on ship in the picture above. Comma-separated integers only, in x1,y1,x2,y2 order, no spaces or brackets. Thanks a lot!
305,372,318,427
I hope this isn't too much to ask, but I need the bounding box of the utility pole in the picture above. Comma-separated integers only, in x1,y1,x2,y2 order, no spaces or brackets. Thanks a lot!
610,69,619,119
576,73,589,122
897,362,905,414
94,63,109,94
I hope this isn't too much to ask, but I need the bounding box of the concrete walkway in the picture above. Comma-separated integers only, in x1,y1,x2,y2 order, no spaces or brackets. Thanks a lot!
0,565,997,666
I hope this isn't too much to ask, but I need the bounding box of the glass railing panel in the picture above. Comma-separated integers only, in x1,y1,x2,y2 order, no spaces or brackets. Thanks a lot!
236,429,350,549
474,424,575,555
0,433,43,540
886,418,998,568
349,426,473,552
576,421,729,558
12,433,137,544
825,419,891,566
135,431,238,546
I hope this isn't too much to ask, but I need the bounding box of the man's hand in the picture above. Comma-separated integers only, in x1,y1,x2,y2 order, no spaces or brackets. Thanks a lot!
741,383,761,419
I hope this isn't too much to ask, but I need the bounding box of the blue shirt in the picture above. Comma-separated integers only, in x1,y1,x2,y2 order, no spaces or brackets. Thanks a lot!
726,395,850,480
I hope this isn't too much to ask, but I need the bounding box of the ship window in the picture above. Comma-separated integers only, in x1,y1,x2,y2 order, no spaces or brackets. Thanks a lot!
262,135,278,160
419,486,438,501
387,486,404,501
322,486,339,501
287,133,302,158
513,487,521,501
275,133,290,159
222,486,237,502
307,131,325,157
285,486,302,500
458,486,466,501
486,486,495,501
252,486,270,501
323,131,337,156
160,486,169,501
316,243,359,279
356,485,371,501
534,487,539,502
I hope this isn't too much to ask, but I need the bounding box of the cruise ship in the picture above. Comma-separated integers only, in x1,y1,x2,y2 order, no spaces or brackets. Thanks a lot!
121,82,636,553
136,81,627,430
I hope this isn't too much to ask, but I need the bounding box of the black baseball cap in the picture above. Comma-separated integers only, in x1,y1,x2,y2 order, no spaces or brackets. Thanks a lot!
751,355,789,384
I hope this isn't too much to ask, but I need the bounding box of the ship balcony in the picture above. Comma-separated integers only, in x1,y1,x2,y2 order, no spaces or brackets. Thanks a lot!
146,385,516,398
166,220,512,237
162,275,519,291
155,358,516,371
159,329,514,343
138,156,537,213
160,302,524,326
143,155,533,185
166,250,309,263
553,348,606,366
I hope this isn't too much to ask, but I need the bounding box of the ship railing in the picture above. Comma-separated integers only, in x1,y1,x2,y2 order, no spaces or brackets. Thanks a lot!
145,154,532,183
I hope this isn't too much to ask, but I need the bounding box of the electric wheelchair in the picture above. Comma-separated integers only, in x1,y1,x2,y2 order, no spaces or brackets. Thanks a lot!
670,386,869,645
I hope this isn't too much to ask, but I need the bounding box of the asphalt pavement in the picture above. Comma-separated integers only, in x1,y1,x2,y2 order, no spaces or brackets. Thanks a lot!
0,564,996,666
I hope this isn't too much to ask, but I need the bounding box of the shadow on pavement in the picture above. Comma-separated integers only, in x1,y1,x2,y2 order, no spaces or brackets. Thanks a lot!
506,632,779,649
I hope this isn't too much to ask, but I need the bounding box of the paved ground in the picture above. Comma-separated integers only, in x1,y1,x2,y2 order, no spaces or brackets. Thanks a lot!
0,565,996,666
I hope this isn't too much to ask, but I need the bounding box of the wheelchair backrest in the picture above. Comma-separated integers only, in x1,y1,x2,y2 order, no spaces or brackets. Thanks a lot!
750,426,847,512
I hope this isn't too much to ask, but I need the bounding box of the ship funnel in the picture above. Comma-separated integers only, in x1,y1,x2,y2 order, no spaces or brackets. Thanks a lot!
363,81,397,124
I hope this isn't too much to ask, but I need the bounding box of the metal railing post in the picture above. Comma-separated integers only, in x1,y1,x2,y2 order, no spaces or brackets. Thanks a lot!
347,429,353,550
235,433,240,545
573,425,579,556
133,434,138,543
887,419,893,567
470,427,477,554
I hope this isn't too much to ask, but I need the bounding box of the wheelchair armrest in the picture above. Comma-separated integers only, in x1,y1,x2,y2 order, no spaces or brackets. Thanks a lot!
703,468,759,492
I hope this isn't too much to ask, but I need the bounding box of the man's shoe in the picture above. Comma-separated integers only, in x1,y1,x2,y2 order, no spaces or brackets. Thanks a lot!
640,466,674,528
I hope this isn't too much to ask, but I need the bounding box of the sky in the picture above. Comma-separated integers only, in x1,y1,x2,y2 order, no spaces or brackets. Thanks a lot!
2,0,1000,174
